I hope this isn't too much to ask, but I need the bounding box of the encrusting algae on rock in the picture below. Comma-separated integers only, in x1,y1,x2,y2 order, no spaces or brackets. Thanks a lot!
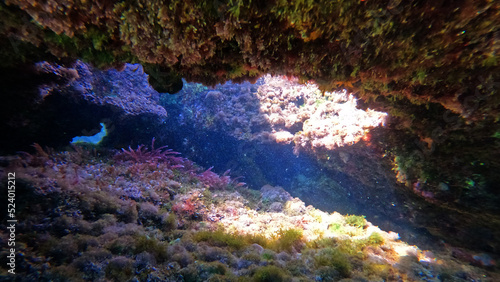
0,142,497,281
169,75,387,154
2,1,500,266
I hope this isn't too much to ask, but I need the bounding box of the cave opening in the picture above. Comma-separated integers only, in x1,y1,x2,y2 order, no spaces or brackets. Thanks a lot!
156,75,440,249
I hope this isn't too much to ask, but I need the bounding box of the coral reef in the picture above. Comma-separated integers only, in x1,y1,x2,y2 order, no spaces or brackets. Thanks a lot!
1,0,499,121
162,76,500,255
0,145,498,280
37,60,167,120
165,75,387,153
1,0,500,274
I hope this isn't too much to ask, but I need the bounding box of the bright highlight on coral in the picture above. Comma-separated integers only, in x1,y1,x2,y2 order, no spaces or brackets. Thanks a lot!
175,75,388,155
254,76,388,152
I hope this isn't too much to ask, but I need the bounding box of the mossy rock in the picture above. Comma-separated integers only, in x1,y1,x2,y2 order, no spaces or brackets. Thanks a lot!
252,265,290,282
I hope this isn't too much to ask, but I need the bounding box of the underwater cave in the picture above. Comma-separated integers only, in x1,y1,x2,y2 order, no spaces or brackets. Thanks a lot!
1,0,500,281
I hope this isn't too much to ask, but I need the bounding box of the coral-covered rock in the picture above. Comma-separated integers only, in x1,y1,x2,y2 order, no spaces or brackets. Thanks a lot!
2,146,499,281
37,61,167,119
0,60,167,153
168,75,386,153
260,185,293,203
2,0,499,122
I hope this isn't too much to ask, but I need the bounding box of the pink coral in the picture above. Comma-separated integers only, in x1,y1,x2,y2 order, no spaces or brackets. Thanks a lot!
198,167,245,190
115,138,191,170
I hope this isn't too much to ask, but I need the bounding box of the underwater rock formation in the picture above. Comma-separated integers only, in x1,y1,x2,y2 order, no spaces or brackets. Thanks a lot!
161,75,500,255
1,0,498,204
1,145,498,280
38,61,167,119
169,75,387,152
0,61,167,154
1,0,499,117
1,0,499,205
0,0,499,270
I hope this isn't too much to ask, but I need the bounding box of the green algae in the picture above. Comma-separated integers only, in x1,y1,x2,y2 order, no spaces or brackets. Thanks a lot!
345,214,367,228
313,247,352,278
366,232,384,246
253,265,290,282
192,227,303,253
